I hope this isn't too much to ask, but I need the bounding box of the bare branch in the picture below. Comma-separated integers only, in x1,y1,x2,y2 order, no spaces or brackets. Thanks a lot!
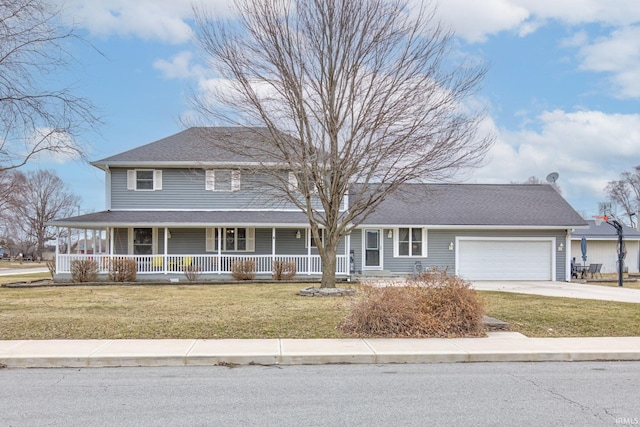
190,0,494,287
0,0,100,172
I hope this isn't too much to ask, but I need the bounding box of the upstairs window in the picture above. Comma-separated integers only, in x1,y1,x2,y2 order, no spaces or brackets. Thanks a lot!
127,169,162,191
206,170,241,192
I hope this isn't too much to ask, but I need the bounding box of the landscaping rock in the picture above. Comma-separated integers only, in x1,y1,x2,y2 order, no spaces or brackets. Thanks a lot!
299,286,356,297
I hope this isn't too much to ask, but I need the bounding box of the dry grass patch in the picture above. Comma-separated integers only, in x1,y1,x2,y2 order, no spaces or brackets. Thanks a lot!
0,284,350,340
0,272,51,285
481,291,640,337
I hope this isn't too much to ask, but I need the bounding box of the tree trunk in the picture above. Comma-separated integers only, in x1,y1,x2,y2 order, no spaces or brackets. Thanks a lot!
320,244,337,288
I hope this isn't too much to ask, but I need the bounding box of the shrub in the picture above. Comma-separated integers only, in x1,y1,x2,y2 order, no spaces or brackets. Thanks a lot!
272,260,296,280
184,265,202,282
46,259,56,277
340,270,485,338
108,257,137,282
231,259,256,280
70,259,98,283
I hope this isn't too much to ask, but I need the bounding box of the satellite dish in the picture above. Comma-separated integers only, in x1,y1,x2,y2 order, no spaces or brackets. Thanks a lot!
546,172,559,183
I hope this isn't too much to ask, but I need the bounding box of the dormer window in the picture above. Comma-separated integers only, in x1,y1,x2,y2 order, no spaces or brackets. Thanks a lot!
127,169,162,191
206,170,240,192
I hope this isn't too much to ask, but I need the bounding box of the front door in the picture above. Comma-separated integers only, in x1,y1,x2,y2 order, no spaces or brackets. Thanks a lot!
364,229,382,269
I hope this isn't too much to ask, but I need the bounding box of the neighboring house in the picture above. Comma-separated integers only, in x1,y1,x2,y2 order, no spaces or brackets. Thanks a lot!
49,127,586,282
571,220,640,275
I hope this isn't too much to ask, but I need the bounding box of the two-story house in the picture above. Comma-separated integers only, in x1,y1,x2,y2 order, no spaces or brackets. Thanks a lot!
50,127,587,282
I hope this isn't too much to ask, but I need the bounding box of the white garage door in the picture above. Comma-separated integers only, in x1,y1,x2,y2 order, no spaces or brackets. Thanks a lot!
457,239,554,280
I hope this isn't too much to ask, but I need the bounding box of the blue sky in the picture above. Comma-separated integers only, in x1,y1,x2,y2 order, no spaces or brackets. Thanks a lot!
30,0,640,219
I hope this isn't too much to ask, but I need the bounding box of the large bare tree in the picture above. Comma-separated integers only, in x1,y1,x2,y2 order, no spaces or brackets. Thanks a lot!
605,167,640,228
5,169,79,259
192,0,493,288
0,0,98,172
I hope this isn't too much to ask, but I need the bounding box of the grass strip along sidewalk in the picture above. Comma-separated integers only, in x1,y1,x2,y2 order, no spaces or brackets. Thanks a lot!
1,283,640,340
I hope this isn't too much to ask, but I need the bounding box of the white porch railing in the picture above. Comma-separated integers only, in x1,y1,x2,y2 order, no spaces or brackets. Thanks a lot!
55,254,348,276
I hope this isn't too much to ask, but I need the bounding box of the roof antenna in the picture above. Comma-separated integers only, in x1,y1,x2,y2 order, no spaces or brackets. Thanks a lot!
546,172,559,183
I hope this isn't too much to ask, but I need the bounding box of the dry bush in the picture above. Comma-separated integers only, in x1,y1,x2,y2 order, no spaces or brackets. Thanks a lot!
70,259,98,283
46,259,56,277
272,260,296,280
231,259,256,280
340,270,485,338
184,265,202,282
108,258,137,282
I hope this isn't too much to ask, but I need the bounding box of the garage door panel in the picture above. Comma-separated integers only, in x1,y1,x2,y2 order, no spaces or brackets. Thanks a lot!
458,239,553,281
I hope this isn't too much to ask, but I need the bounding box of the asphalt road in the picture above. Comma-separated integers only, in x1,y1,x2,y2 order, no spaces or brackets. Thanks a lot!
1,362,639,426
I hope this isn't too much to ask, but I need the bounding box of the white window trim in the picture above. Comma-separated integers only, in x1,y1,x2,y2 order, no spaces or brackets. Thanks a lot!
393,227,428,257
206,227,255,252
305,228,325,248
206,170,241,192
128,227,158,255
127,169,162,191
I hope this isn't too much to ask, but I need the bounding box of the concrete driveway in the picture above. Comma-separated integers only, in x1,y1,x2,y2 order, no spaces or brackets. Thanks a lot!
471,281,640,304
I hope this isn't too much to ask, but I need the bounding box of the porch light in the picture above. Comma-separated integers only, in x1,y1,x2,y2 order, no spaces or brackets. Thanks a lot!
296,230,301,239
448,241,454,251
387,230,393,239
558,242,564,252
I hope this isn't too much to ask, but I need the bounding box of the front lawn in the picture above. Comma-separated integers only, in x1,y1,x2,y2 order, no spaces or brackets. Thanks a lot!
1,283,639,339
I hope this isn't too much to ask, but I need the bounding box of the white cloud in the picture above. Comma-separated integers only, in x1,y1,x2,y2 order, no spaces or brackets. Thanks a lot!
58,0,234,44
575,26,640,98
470,109,640,214
431,0,530,42
153,51,206,79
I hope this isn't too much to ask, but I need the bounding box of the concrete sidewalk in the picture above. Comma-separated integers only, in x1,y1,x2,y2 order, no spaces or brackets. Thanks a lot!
471,280,640,303
2,333,640,368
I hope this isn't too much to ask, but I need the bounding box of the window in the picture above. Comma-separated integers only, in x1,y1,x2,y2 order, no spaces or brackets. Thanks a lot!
205,170,240,192
206,227,255,252
288,171,318,193
396,228,425,257
133,228,153,255
306,229,324,248
127,169,162,191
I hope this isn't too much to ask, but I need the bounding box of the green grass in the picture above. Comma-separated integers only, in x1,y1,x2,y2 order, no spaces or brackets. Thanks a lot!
1,283,639,339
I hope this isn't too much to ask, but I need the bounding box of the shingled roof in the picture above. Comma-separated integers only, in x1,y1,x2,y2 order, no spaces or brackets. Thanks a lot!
354,183,587,227
571,220,640,240
92,127,285,169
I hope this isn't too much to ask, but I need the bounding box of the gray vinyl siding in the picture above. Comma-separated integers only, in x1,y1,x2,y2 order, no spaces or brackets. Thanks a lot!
109,226,345,256
275,229,345,255
110,168,330,211
352,227,568,281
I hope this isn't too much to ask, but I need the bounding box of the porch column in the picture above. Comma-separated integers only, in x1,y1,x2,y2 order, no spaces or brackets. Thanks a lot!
55,226,59,274
67,228,71,255
110,227,114,255
164,227,169,275
272,228,276,265
217,227,222,274
346,232,351,276
307,227,311,275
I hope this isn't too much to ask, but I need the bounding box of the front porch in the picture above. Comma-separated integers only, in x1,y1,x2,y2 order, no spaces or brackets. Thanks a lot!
55,253,349,277
52,222,352,280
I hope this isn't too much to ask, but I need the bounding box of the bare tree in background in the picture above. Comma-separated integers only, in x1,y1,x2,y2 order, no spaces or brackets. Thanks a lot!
6,169,79,259
0,0,99,172
605,167,640,228
192,0,493,288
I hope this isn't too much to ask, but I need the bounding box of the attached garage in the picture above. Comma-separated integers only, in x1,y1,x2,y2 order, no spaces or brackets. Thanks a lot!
456,237,555,281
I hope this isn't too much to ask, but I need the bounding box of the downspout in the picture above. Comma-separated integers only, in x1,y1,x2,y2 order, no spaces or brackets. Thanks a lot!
565,229,571,282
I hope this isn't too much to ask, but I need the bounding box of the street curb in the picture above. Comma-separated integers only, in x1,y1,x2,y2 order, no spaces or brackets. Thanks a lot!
2,335,640,368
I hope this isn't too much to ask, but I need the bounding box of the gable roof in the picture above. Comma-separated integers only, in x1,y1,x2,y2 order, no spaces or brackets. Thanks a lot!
354,183,587,228
91,127,285,169
571,220,640,240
